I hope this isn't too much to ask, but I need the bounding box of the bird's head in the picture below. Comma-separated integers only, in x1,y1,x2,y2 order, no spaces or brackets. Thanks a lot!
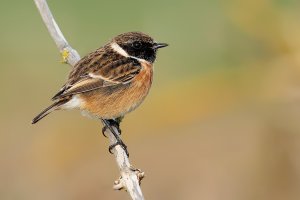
111,32,168,63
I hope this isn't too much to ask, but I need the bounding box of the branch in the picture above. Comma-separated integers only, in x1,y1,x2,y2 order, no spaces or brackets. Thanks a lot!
33,1,145,199
34,0,80,66
105,125,145,198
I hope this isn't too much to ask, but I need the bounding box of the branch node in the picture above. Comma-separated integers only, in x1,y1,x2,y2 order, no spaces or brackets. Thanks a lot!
130,167,145,184
113,176,125,190
113,168,145,191
136,170,145,185
60,48,70,63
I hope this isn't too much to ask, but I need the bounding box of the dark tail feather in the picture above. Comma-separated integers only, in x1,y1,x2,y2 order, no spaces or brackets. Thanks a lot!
31,99,68,124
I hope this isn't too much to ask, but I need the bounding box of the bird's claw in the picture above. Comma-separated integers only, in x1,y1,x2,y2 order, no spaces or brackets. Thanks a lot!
102,119,122,137
109,140,129,157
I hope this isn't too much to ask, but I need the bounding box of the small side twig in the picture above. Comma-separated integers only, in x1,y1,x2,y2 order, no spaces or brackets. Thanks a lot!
33,0,145,199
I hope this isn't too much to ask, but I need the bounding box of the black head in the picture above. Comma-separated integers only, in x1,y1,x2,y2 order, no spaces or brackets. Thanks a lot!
113,32,168,63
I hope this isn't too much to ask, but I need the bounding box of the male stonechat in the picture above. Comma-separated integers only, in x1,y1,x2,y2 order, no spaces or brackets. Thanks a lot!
32,32,168,155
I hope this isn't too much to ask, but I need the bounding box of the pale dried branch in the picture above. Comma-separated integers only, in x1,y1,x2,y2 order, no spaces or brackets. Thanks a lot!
33,0,145,199
104,125,145,199
34,0,80,66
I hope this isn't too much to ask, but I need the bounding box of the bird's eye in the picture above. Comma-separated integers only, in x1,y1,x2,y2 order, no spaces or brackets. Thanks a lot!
132,41,142,49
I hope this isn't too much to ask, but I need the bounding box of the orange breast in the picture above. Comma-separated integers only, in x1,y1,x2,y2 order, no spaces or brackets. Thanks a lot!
79,62,153,119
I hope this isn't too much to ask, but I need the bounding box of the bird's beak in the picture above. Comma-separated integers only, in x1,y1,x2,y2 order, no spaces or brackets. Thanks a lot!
153,42,169,49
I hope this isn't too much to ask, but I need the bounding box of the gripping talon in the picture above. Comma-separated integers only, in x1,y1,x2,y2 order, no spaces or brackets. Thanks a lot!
109,119,122,135
101,119,129,157
102,119,121,137
102,126,108,137
109,141,129,157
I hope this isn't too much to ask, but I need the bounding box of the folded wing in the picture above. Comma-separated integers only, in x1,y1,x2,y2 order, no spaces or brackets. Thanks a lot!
52,57,141,100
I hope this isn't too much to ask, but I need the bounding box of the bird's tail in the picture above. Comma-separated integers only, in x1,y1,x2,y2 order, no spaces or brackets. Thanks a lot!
31,99,69,124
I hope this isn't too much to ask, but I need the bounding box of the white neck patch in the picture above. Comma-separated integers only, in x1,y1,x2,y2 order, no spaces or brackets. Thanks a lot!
111,42,129,57
110,42,149,64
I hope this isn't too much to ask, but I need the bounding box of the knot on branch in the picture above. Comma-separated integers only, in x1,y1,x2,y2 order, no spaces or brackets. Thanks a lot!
59,47,81,66
61,48,70,63
113,168,145,190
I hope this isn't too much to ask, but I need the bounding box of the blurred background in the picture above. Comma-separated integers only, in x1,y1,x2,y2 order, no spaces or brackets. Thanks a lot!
1,0,300,199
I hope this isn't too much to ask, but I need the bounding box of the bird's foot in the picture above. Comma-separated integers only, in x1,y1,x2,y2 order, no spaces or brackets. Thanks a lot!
101,119,129,157
102,119,121,137
109,139,129,157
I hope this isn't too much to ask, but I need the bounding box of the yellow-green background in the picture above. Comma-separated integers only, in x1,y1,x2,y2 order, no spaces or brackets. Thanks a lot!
1,0,300,199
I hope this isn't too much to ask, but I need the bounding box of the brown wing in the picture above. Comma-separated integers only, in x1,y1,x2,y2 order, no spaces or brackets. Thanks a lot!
52,49,141,100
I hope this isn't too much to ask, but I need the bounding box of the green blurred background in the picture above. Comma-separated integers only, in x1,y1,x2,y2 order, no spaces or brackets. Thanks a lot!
1,0,300,199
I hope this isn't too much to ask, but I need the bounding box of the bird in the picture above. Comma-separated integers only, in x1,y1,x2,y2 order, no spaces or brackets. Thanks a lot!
32,31,168,156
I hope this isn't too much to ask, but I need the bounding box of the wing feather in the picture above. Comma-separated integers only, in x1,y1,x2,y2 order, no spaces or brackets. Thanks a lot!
53,79,104,99
52,55,141,100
